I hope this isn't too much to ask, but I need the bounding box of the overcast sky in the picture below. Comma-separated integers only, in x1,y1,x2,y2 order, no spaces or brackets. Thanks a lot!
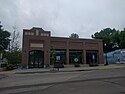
0,0,125,38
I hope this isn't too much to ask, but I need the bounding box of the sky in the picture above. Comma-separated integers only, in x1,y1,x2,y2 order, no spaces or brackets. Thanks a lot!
0,0,125,38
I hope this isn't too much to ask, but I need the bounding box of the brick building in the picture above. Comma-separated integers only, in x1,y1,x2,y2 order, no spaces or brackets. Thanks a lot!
22,27,104,68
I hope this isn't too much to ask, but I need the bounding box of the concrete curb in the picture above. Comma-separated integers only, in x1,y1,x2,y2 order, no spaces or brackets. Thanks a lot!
0,72,16,75
97,66,125,70
0,65,125,75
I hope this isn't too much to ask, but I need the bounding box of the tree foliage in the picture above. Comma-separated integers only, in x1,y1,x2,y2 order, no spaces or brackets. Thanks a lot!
0,22,10,52
119,28,125,48
10,26,20,52
0,22,21,65
50,47,56,65
4,50,22,65
69,33,79,39
92,28,125,53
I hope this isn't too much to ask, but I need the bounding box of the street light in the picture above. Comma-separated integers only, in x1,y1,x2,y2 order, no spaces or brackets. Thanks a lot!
104,43,108,66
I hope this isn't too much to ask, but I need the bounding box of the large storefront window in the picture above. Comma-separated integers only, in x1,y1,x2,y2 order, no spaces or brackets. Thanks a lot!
50,49,66,65
69,50,83,64
86,50,98,65
29,50,44,68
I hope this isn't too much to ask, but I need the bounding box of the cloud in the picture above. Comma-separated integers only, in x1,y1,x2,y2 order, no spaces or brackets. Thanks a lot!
0,0,125,38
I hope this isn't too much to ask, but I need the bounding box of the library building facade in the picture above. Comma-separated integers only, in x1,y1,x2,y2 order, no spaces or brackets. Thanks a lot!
22,27,104,68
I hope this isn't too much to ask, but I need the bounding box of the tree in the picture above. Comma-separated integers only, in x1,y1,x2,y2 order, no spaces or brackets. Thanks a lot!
91,28,120,53
69,33,79,39
10,26,20,52
0,22,21,66
6,26,21,65
50,47,56,69
111,30,120,49
4,50,22,65
0,22,10,52
119,28,125,49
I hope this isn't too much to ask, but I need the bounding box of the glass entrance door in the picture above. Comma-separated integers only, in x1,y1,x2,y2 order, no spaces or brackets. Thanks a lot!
69,50,83,64
86,50,98,66
29,50,44,68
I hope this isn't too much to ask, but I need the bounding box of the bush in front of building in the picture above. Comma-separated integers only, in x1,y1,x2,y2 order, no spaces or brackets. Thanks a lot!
4,51,22,67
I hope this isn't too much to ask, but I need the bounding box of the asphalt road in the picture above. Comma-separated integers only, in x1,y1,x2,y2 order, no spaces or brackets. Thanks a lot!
0,68,125,94
16,77,125,94
0,74,7,79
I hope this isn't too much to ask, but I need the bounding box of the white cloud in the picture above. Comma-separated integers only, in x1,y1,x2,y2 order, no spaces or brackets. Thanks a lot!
0,0,125,38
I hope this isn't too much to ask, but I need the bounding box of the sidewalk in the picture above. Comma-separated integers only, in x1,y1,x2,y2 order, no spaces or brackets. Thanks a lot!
0,64,125,74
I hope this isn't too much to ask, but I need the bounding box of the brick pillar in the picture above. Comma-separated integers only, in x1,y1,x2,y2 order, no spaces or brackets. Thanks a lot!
83,49,86,64
98,41,104,64
22,50,29,67
22,36,29,68
82,50,84,64
44,50,50,65
66,49,69,65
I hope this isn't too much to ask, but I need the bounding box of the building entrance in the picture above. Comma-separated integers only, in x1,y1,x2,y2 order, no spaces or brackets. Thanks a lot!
29,50,44,68
69,50,83,64
86,50,98,66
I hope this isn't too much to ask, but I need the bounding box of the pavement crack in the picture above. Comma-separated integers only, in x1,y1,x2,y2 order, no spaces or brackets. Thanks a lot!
103,80,125,88
67,71,92,81
10,85,54,94
0,75,125,92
